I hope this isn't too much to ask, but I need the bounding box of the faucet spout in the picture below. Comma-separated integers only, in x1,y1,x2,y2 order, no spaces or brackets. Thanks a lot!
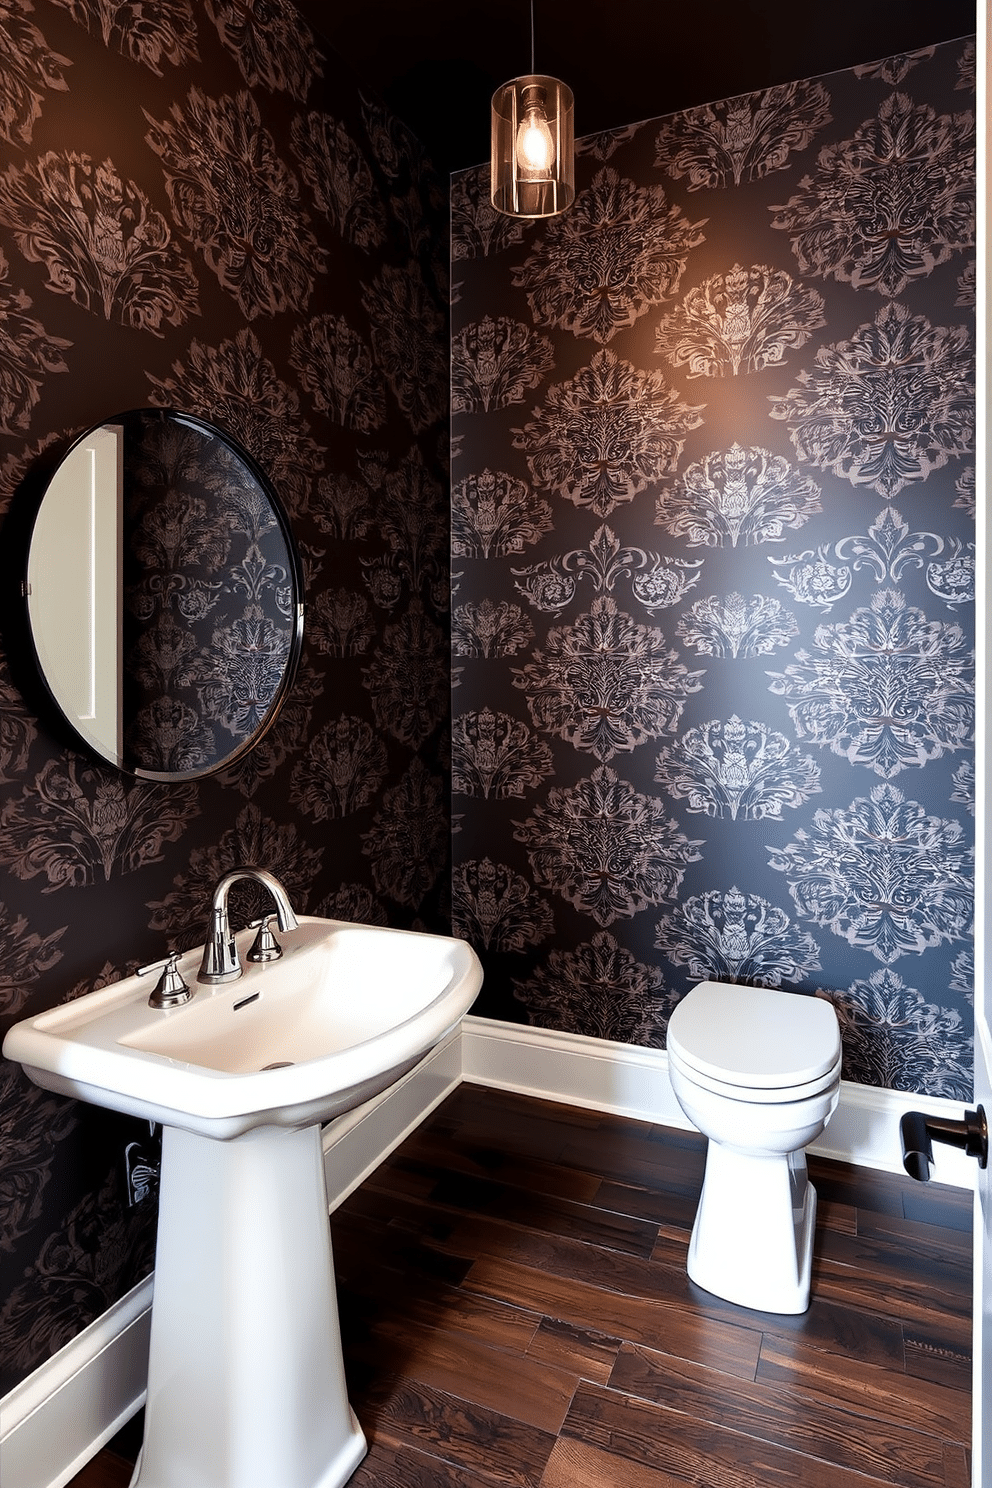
198,867,299,984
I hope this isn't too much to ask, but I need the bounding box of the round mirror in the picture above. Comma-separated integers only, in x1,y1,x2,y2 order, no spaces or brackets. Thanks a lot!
23,409,303,781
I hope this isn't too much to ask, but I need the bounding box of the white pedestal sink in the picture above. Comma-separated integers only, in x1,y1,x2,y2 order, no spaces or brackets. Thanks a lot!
3,916,483,1488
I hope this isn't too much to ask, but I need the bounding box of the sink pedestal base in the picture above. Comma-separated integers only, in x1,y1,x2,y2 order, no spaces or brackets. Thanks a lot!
132,1122,367,1488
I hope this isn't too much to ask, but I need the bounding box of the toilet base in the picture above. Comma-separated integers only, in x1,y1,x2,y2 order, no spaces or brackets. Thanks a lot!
686,1142,817,1314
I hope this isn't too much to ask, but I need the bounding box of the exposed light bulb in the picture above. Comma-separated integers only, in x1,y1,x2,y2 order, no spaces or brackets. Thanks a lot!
515,87,554,176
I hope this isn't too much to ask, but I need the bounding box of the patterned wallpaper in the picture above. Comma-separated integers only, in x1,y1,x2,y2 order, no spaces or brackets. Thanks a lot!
450,41,976,1099
0,1,449,1394
119,412,298,776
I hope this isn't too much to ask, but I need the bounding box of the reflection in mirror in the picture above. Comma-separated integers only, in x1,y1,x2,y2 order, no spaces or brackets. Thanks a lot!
25,410,303,781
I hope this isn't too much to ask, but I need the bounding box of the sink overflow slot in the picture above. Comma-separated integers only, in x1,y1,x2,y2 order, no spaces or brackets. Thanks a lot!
233,992,260,1011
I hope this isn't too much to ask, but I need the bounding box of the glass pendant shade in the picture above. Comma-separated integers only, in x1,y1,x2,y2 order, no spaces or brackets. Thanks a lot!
491,73,574,218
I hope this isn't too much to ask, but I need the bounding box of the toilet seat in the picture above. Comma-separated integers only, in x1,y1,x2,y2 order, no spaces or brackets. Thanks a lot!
669,1045,843,1103
667,980,841,1092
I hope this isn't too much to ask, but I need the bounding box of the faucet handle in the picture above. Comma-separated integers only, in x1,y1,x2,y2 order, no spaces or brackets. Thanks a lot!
138,951,192,1009
246,915,283,963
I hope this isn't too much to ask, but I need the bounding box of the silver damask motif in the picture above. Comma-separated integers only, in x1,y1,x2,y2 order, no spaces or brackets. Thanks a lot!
362,448,448,610
513,349,704,516
768,301,974,497
676,592,797,658
0,1163,155,1380
768,588,974,777
452,708,554,799
955,466,976,518
655,886,821,985
362,263,447,434
362,758,447,908
512,523,703,616
309,474,374,540
0,759,198,890
511,167,706,344
655,716,820,820
291,716,388,820
451,599,534,658
145,88,324,319
0,1059,77,1252
576,123,645,162
952,758,975,816
853,48,936,85
654,80,832,189
655,443,821,547
823,969,972,1099
205,0,321,98
512,597,704,761
290,112,387,247
0,151,200,333
655,263,825,378
0,901,64,1018
769,506,975,611
0,656,38,780
147,327,324,515
289,313,385,431
768,782,973,963
514,765,703,926
451,316,555,413
450,167,528,260
513,931,675,1046
52,0,197,75
451,857,554,951
362,606,447,747
771,91,974,298
0,1,70,147
307,589,374,657
452,468,553,559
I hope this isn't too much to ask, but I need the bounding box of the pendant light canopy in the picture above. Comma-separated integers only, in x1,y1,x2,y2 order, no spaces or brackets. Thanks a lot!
490,6,574,218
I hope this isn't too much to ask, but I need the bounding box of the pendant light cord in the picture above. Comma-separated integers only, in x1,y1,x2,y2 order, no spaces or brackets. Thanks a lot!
530,0,535,74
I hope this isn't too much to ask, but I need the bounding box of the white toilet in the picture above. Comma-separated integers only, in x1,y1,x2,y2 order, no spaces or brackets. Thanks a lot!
667,980,842,1314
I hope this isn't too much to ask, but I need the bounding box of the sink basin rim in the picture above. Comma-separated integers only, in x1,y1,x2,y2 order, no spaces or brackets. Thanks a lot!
3,917,483,1137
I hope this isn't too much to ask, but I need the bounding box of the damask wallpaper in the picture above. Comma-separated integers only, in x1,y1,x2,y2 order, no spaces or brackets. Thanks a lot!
450,41,976,1099
0,0,449,1394
119,412,298,777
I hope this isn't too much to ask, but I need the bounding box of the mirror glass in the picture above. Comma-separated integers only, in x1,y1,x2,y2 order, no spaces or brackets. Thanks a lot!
25,409,303,781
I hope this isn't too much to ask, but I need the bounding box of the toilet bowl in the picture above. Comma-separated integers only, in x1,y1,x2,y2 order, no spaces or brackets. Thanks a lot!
667,980,841,1315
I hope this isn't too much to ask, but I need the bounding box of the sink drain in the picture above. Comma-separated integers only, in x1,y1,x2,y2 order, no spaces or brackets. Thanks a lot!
260,1060,294,1070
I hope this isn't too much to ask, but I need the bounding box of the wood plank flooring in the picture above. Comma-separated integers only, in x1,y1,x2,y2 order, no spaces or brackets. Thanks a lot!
68,1083,973,1488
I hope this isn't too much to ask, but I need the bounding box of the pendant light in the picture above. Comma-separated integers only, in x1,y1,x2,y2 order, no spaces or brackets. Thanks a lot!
490,1,574,218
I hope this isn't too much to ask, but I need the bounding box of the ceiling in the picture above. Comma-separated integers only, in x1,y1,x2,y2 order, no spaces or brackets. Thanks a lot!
300,0,977,176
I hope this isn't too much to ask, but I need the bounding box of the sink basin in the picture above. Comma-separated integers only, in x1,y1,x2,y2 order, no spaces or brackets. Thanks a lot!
4,913,484,1488
3,915,483,1139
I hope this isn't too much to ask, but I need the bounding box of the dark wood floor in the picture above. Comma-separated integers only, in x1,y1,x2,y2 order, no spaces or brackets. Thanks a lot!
70,1083,973,1488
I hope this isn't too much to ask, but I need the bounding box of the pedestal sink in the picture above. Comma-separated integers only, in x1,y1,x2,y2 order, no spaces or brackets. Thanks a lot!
3,916,484,1488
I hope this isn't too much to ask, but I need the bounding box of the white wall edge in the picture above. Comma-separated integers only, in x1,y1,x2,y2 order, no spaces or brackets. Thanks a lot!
2,1014,976,1488
321,1024,463,1210
0,1276,151,1488
460,1014,979,1191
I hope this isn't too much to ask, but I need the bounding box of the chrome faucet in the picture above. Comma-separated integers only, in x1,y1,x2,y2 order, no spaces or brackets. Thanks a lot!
197,867,299,984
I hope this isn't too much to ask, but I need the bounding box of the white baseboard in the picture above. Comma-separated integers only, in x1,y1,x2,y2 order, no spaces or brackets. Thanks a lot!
460,1015,978,1190
1,1015,974,1488
0,1279,152,1488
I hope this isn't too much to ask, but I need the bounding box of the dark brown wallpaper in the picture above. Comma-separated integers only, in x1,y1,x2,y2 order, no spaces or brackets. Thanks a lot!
450,40,977,1095
0,0,449,1395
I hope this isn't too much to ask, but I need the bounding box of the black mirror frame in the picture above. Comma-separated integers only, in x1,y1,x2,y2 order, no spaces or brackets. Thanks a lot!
2,409,305,783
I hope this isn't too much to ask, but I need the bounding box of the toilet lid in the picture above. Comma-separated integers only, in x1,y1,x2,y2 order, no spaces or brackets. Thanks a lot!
667,981,841,1090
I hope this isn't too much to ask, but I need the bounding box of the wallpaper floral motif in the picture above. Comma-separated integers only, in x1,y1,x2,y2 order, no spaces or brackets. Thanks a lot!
451,41,976,1098
0,0,448,1394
